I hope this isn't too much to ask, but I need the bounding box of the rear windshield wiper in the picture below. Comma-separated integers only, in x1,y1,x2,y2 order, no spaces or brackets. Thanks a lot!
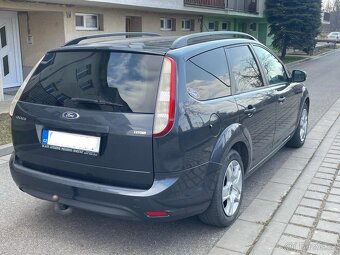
71,98,124,107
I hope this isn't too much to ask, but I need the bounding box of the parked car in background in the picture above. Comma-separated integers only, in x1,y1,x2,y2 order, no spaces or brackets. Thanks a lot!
9,32,309,227
327,32,340,42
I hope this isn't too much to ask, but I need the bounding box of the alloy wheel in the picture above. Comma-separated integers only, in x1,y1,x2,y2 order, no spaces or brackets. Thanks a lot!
222,160,242,217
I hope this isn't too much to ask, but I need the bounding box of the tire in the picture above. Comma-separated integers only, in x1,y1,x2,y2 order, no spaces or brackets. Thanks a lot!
286,103,309,148
199,149,244,227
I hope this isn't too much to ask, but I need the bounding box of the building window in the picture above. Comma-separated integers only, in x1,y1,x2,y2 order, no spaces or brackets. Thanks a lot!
182,19,192,31
75,13,99,31
208,22,215,31
221,22,230,31
160,18,176,31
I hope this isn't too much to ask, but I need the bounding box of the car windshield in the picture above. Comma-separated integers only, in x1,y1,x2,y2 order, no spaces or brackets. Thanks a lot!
20,51,163,113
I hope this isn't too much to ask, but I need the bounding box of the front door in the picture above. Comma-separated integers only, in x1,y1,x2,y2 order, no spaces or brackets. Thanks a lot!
125,16,142,33
226,45,277,167
0,11,22,88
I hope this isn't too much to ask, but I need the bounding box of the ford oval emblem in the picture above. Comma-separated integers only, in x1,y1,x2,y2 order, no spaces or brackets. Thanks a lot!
62,111,80,120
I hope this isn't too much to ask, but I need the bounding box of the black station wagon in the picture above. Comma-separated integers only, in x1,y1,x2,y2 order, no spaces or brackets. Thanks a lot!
9,32,309,227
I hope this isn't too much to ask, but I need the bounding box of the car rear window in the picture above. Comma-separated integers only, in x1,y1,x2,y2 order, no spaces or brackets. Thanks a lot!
20,51,163,113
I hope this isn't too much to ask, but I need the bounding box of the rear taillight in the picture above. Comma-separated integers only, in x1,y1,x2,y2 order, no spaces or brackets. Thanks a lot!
153,57,176,137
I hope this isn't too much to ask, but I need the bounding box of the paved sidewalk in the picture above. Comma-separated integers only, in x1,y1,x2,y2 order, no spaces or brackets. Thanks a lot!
209,98,340,255
251,122,340,255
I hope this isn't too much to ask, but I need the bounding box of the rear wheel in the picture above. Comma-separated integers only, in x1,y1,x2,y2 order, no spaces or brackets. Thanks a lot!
287,103,308,148
199,149,244,227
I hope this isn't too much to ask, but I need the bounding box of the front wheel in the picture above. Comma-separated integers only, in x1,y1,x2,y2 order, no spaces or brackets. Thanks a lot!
286,103,309,148
199,149,244,227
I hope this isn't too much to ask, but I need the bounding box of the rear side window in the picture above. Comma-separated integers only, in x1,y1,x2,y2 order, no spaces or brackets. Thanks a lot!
253,46,288,85
20,51,163,113
186,48,231,101
227,46,263,93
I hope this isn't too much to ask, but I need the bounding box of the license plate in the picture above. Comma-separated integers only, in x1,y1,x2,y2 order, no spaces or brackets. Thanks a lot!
41,130,101,155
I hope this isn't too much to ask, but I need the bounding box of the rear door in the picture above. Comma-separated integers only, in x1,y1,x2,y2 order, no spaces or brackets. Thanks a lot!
226,45,277,167
12,50,163,189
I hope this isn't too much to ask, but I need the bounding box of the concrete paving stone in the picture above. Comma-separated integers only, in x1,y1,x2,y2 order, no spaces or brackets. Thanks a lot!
320,211,340,223
304,191,326,201
239,199,279,224
257,182,291,203
277,235,305,252
300,198,323,209
312,178,332,186
327,194,340,204
303,139,322,149
271,168,301,185
209,247,243,255
324,202,340,213
318,167,337,175
295,206,319,218
0,154,11,161
330,187,340,196
312,230,338,245
321,162,339,169
333,181,340,188
274,248,301,255
290,214,315,227
290,148,316,159
323,157,340,165
315,172,334,180
272,248,300,255
308,184,329,193
307,241,336,255
328,150,340,156
215,220,263,254
307,131,327,140
284,224,311,238
317,220,340,234
326,153,340,160
281,157,309,171
250,222,286,255
273,188,305,224
312,125,331,134
330,146,340,152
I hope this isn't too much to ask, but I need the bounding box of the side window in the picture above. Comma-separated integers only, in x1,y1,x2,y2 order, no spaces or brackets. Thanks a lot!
253,46,288,85
186,48,231,101
227,46,263,93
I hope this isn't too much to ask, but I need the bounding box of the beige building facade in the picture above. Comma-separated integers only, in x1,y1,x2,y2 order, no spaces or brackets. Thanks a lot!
0,0,266,89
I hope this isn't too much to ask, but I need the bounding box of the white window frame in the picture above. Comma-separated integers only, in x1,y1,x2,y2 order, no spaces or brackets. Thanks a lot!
75,13,99,31
160,18,173,31
181,19,191,31
208,22,215,31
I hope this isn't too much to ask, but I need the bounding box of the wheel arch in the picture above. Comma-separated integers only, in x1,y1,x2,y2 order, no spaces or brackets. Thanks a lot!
210,123,252,174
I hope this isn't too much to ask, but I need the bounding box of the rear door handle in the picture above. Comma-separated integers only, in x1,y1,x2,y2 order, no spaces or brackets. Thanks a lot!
278,96,286,103
244,106,256,116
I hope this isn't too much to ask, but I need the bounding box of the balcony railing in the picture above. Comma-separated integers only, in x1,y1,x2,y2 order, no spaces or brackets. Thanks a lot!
184,0,259,14
183,0,225,9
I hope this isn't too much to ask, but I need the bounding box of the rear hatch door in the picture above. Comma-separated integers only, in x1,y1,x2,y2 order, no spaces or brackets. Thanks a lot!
12,50,163,189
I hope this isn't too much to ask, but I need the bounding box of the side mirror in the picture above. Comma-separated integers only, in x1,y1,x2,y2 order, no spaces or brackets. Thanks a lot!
292,70,307,83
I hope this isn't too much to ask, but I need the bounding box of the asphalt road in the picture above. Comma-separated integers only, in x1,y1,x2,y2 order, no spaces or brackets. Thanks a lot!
1,50,340,255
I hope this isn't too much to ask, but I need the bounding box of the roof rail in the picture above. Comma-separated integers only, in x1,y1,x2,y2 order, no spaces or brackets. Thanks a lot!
170,31,257,49
64,32,160,46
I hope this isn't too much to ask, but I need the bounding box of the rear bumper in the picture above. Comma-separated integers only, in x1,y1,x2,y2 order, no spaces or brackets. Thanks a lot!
9,154,220,221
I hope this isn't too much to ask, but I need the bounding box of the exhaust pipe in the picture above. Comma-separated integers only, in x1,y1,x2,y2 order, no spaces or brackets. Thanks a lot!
54,203,73,216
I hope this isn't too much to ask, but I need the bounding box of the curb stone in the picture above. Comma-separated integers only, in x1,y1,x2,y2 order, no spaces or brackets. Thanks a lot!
208,98,340,255
0,143,13,157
